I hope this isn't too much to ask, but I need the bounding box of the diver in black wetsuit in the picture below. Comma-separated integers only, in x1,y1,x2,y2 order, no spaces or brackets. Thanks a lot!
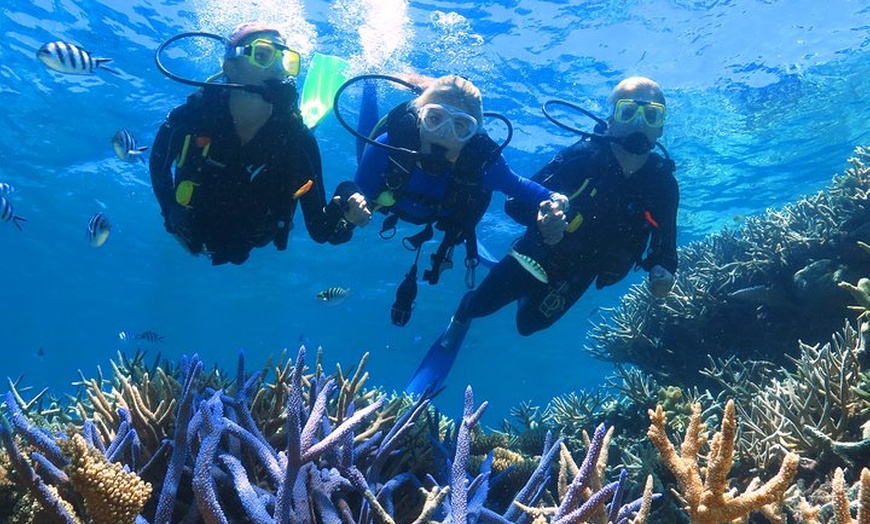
407,76,680,394
150,23,371,265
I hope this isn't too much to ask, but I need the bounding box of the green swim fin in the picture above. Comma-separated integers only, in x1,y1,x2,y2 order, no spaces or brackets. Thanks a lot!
300,53,351,129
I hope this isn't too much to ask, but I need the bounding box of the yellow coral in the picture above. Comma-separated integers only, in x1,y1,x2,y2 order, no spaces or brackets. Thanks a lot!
62,434,151,524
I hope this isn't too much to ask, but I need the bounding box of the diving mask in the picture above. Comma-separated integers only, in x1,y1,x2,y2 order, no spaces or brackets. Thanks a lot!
613,99,666,128
229,38,300,77
419,103,479,142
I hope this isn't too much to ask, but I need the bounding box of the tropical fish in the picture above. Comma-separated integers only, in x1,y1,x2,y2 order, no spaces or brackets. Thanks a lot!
86,212,111,247
119,330,164,343
508,249,548,283
316,286,350,304
135,330,164,343
0,196,26,231
112,129,148,162
0,183,15,195
37,41,119,75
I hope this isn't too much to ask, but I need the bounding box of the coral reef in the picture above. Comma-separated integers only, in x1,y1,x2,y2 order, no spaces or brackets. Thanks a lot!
0,347,655,524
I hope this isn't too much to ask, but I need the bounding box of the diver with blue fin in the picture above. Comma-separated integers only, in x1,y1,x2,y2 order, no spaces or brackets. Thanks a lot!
333,74,570,331
150,23,371,265
406,77,681,395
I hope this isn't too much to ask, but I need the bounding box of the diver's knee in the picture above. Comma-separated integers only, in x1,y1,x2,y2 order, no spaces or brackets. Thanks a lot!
517,324,541,337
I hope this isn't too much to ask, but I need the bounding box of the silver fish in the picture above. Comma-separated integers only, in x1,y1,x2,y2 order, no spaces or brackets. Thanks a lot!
0,196,26,231
37,41,118,75
317,286,350,304
0,183,15,195
112,129,148,162
87,212,111,247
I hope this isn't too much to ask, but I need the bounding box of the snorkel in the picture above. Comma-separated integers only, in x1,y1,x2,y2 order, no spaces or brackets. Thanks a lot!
542,99,670,159
333,74,515,168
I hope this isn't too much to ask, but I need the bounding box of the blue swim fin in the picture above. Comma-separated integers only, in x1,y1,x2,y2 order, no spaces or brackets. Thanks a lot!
476,239,500,268
300,53,351,129
406,318,471,395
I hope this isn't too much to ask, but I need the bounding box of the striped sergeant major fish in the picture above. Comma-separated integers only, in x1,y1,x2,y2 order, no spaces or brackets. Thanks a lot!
37,41,119,75
112,129,148,162
0,183,15,195
316,286,350,305
87,212,111,247
0,196,25,231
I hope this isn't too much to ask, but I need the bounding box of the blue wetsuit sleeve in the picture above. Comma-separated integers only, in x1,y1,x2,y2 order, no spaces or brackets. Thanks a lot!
354,134,391,201
482,154,551,205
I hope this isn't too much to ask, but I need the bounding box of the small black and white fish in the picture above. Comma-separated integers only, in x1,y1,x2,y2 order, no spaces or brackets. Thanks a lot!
87,212,111,247
112,129,148,162
0,196,26,231
37,41,119,75
316,286,350,305
0,183,15,195
135,330,164,343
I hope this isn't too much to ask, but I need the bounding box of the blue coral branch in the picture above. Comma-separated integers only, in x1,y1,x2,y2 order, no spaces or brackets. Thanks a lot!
555,423,606,519
0,412,78,524
607,469,628,523
553,479,619,524
503,432,563,522
154,354,202,524
192,391,229,524
219,453,275,524
4,391,66,465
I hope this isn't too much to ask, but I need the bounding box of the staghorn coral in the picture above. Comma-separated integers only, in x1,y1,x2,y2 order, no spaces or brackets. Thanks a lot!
648,399,799,524
587,145,870,390
61,433,151,524
831,467,870,524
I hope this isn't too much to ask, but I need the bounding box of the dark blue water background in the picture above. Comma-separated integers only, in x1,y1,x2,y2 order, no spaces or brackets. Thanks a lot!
0,0,868,422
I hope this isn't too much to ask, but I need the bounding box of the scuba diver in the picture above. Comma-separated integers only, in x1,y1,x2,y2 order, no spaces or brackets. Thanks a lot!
407,76,680,395
150,23,371,266
336,74,569,326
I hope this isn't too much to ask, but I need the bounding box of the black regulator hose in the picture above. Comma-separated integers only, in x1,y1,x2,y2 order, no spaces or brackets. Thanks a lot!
154,31,264,95
333,73,515,158
542,98,671,159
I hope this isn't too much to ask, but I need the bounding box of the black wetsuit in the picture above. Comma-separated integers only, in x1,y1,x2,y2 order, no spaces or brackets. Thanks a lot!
150,86,356,265
454,137,679,335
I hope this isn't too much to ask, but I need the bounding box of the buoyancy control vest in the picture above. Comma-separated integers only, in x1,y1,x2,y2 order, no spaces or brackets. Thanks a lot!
169,86,313,252
375,102,501,286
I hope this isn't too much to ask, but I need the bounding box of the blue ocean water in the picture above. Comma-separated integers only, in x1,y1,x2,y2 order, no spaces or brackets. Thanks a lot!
0,0,867,423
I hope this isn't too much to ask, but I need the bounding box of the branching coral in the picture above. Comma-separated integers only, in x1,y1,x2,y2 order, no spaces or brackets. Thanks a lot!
62,433,151,524
648,399,799,523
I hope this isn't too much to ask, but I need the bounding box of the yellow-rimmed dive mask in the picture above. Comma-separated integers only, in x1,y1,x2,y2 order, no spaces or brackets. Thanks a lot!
229,38,300,77
612,99,666,128
418,103,479,142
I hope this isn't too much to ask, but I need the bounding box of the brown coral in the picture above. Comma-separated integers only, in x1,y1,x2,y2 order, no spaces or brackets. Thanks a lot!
62,434,151,524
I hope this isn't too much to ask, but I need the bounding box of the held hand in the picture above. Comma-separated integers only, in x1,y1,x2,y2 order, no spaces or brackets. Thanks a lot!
536,193,569,245
648,265,675,297
337,192,372,227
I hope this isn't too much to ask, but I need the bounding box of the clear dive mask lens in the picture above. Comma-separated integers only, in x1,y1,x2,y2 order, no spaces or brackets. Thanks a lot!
419,103,479,142
613,99,666,128
232,38,300,76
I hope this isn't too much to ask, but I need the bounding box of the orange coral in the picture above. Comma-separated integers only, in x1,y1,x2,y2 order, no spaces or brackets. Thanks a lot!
648,399,799,524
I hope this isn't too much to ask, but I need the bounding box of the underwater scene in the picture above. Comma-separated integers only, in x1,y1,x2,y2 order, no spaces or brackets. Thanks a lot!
1,0,869,522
